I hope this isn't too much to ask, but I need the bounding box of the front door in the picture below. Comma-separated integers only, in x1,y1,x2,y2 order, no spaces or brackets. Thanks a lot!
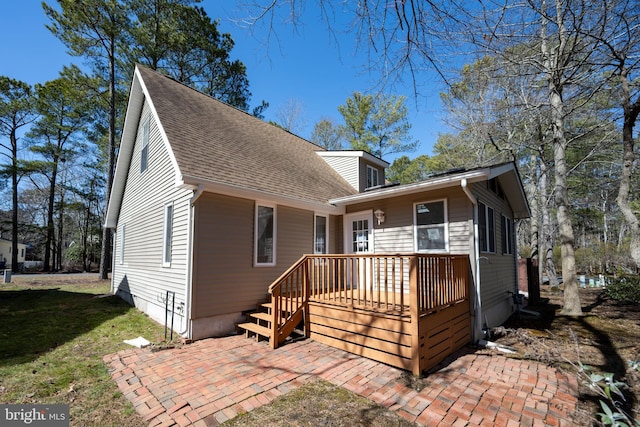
344,211,373,255
344,211,373,292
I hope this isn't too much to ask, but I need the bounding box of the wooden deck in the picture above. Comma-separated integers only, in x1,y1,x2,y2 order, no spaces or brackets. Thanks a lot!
242,254,472,375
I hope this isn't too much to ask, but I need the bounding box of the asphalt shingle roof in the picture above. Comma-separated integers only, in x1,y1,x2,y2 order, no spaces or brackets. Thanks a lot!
138,65,357,204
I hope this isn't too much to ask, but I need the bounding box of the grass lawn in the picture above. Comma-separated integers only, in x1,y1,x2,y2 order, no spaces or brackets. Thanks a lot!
0,275,165,426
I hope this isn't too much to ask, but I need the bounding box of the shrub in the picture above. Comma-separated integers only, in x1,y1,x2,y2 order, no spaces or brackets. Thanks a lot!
603,275,640,304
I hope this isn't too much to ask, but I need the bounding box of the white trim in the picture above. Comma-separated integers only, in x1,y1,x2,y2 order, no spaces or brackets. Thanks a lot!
413,199,449,253
254,202,276,267
344,210,374,254
330,170,488,205
314,213,329,254
316,150,389,168
162,202,173,267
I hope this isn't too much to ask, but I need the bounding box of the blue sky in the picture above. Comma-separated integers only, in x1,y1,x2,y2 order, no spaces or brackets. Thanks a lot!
0,1,450,162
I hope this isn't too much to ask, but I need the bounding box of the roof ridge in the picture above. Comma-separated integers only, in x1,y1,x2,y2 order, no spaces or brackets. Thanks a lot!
135,63,326,152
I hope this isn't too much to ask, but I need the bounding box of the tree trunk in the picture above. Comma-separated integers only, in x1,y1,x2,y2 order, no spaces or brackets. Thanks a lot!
99,38,116,280
10,128,19,273
539,159,558,287
551,90,582,315
615,69,640,269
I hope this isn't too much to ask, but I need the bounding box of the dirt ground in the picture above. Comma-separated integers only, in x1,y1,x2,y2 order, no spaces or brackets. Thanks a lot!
490,286,640,425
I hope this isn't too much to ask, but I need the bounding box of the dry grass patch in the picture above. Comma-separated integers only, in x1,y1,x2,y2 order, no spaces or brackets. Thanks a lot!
223,379,415,427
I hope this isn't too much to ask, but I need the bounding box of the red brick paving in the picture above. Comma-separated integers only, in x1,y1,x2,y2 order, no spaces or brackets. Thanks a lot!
103,336,579,426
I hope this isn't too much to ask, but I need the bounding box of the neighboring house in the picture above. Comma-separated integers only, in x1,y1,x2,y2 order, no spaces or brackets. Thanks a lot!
106,65,530,373
0,239,27,269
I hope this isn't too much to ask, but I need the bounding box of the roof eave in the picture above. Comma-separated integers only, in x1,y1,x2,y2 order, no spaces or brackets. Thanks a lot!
180,174,346,215
329,170,489,205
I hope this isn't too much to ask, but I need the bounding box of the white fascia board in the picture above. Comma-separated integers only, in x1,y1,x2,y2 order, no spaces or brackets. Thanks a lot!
316,150,389,168
134,68,183,189
329,170,489,205
178,174,345,215
104,70,145,228
104,65,185,228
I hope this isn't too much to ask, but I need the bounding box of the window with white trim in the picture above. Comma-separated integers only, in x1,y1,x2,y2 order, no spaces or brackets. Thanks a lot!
414,200,448,252
119,224,125,264
501,214,513,255
163,204,173,266
140,118,150,173
366,165,379,188
314,214,328,254
255,204,276,266
479,202,496,253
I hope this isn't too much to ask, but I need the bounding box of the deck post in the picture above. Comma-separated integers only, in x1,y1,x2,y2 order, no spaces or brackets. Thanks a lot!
303,259,311,338
409,255,421,375
271,288,280,349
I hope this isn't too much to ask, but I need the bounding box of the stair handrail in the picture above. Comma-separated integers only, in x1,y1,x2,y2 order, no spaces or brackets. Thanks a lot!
268,255,310,348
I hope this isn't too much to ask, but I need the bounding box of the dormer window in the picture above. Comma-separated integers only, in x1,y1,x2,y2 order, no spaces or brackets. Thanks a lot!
367,165,379,188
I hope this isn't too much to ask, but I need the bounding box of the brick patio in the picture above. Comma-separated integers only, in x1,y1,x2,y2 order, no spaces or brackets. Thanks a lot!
103,335,579,426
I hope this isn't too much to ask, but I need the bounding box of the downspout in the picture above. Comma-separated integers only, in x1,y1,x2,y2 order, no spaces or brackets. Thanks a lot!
461,179,482,342
110,228,116,294
179,184,204,337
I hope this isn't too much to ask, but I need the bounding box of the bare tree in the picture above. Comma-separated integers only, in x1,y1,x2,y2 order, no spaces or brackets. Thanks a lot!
273,98,308,133
586,0,640,268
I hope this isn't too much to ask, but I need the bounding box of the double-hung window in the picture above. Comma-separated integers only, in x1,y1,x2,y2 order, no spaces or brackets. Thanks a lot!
140,118,150,173
479,202,496,253
162,204,173,266
366,166,379,188
255,203,276,266
314,215,328,254
501,214,513,255
414,200,448,252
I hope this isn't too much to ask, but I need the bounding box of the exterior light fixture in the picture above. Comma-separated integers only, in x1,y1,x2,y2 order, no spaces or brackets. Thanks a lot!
374,209,385,225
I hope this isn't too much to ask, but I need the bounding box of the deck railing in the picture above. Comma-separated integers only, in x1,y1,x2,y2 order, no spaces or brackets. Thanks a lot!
267,256,309,348
267,253,470,348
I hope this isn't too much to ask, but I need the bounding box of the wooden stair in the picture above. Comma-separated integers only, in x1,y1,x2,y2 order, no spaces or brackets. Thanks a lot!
237,302,274,343
237,301,304,345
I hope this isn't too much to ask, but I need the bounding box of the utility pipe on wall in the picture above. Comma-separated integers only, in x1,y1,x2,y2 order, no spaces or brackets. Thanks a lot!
461,178,483,342
179,184,204,337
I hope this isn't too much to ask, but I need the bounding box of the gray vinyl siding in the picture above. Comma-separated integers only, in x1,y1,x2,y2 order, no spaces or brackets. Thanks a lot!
319,156,360,191
112,100,192,323
191,193,315,318
471,181,517,320
345,187,472,255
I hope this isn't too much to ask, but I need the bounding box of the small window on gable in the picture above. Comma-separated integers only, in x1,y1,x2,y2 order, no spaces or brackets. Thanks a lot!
479,202,496,253
163,204,173,266
366,165,379,189
501,214,513,255
314,215,328,254
140,118,150,173
255,203,276,266
119,224,125,265
414,200,448,252
488,178,505,199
